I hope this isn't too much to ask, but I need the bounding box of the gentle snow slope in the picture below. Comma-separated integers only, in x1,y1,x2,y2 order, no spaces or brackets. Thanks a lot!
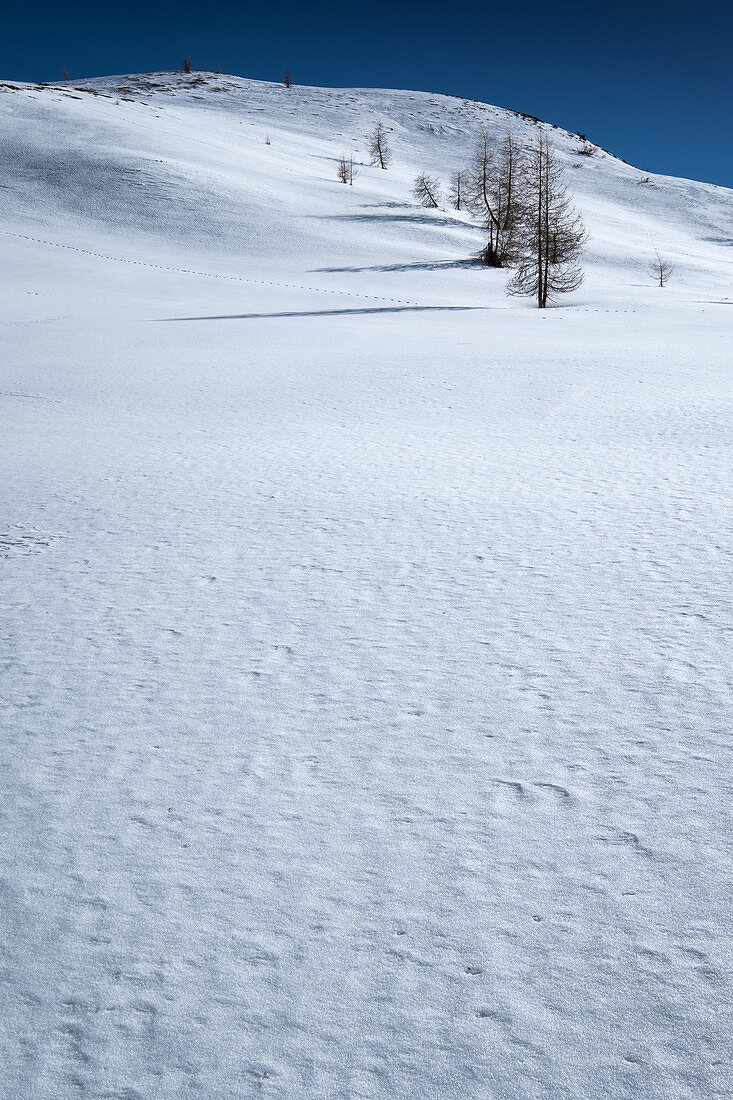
1,73,732,1100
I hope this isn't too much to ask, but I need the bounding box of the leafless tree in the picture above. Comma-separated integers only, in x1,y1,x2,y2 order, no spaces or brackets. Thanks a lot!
577,139,595,156
368,123,392,170
284,70,293,88
62,67,70,80
648,251,674,286
337,154,357,185
182,57,192,74
508,134,586,308
464,132,524,267
413,172,440,207
449,170,465,210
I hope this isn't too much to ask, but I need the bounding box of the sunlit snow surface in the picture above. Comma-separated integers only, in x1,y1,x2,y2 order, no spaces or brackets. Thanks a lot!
1,72,732,1098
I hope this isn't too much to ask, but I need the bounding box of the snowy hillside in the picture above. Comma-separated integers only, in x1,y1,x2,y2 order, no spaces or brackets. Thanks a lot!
3,70,733,293
1,72,732,1099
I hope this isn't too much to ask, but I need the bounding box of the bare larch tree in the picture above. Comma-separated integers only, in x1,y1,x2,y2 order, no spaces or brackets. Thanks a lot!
413,173,440,207
464,132,524,267
648,251,674,286
337,154,357,186
449,170,465,210
284,70,293,88
508,134,586,308
182,57,192,74
368,123,392,170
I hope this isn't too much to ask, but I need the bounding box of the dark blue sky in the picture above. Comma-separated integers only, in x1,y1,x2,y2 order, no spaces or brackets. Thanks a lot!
3,1,731,187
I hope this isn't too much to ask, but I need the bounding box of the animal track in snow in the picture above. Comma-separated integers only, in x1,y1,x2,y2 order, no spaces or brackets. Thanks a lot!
0,228,423,310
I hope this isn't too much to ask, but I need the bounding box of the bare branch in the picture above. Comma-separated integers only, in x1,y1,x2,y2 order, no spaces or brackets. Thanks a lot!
448,170,464,210
413,173,440,208
647,251,674,286
463,133,525,267
368,123,392,170
507,134,586,308
337,154,358,186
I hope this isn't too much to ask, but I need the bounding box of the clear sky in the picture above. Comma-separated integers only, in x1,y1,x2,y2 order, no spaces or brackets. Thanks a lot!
2,0,731,187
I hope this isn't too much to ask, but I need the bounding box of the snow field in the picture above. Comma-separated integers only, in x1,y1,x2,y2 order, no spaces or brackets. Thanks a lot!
1,72,732,1098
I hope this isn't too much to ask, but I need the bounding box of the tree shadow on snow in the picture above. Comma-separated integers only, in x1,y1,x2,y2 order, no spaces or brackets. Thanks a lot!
152,305,485,322
312,258,486,274
311,211,477,230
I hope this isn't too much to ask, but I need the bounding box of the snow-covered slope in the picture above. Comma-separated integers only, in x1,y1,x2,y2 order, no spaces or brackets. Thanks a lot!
1,73,731,1099
3,71,733,291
